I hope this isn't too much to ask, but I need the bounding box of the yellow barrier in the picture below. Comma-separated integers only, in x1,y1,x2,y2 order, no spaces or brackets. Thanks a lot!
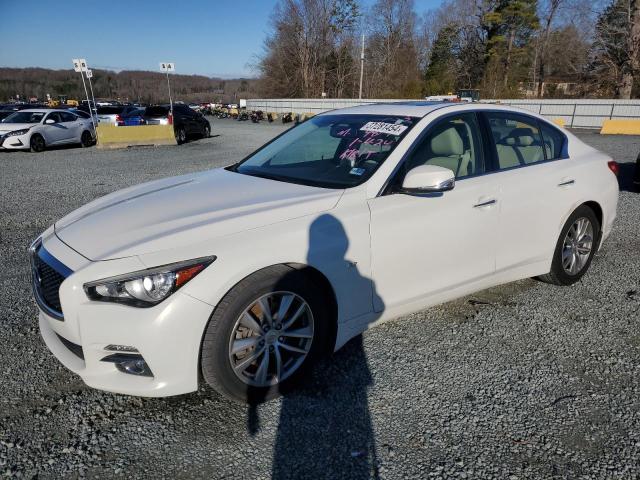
552,118,565,127
600,119,640,135
97,125,177,149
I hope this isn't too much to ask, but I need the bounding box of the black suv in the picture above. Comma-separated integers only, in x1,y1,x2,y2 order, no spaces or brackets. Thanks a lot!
143,105,211,144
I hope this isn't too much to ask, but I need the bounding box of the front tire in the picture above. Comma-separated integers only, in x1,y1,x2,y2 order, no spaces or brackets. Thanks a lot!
30,134,46,153
200,265,329,403
203,124,210,138
538,205,600,286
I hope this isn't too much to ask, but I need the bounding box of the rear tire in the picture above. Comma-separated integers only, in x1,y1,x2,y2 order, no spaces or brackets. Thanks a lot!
176,126,187,145
538,205,600,286
30,134,46,153
80,130,92,148
200,265,329,403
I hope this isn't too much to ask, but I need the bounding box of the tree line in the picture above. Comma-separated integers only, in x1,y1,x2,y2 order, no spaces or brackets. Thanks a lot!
0,68,260,104
257,0,640,99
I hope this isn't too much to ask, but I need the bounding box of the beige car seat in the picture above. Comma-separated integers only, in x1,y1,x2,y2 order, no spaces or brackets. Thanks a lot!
408,124,472,177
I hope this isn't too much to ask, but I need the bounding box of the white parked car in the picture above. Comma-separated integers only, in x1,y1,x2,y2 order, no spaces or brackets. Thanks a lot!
0,109,94,152
31,102,619,402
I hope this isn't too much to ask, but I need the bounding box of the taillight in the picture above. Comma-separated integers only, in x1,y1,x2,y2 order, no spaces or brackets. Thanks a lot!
607,160,619,176
115,114,122,123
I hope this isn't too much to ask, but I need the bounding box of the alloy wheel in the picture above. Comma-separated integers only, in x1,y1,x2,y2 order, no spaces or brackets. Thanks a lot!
228,291,314,387
31,135,45,152
562,217,594,275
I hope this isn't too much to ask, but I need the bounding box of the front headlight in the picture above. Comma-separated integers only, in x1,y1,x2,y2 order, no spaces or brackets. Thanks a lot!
7,128,31,137
84,256,215,307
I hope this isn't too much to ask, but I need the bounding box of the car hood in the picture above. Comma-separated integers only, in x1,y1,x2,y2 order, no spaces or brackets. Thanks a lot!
0,122,37,134
54,168,343,261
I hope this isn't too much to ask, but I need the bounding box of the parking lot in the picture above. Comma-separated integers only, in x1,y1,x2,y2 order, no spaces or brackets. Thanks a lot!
1,119,639,479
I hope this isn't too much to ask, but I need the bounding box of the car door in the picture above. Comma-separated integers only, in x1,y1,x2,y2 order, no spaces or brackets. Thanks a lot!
182,107,198,133
59,111,81,142
42,112,67,144
482,112,575,272
368,112,499,311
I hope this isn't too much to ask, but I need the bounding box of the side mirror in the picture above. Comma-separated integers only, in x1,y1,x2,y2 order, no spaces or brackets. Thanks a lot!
400,165,455,194
45,118,56,124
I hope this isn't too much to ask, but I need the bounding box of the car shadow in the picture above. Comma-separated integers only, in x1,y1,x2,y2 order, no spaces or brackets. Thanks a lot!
247,213,382,479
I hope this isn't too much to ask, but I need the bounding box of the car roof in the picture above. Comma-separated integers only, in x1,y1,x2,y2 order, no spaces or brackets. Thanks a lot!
318,101,557,120
11,109,67,113
319,101,457,117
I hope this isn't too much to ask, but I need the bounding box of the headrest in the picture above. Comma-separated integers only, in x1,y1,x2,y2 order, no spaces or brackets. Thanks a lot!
518,135,535,146
430,126,464,156
503,128,537,146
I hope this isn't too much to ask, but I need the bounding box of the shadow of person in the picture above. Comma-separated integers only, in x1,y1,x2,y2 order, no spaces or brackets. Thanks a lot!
246,213,383,479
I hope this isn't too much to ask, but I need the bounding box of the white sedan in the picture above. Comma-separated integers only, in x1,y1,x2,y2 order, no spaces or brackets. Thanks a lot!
31,102,619,403
0,109,94,152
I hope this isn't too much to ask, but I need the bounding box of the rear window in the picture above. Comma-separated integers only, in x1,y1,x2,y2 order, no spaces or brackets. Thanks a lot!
97,106,124,115
145,106,170,117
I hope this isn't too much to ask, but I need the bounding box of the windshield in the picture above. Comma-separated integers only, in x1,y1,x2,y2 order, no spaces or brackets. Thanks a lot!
235,114,417,189
2,111,45,124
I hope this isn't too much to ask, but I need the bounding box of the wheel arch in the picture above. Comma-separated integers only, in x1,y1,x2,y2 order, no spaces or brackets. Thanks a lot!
197,261,339,383
285,262,338,354
581,200,604,248
582,200,603,229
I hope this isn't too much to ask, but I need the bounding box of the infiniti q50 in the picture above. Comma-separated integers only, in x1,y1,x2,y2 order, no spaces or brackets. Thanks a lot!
31,102,619,403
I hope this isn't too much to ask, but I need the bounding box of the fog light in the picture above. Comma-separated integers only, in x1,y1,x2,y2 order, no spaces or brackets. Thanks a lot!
101,353,153,377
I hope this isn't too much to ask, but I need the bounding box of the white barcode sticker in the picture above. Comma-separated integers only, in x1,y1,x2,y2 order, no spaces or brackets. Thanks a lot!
360,121,408,136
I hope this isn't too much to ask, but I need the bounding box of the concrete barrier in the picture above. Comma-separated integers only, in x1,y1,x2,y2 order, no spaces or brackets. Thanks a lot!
97,125,176,149
600,119,640,135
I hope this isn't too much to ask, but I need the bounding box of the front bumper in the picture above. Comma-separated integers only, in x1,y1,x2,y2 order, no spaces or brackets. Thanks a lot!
36,231,214,397
0,132,29,150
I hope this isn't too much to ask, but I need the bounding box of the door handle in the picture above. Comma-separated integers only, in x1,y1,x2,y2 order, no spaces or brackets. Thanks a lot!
558,179,575,187
473,199,497,208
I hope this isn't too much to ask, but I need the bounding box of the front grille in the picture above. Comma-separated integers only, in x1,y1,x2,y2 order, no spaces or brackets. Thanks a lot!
31,243,72,320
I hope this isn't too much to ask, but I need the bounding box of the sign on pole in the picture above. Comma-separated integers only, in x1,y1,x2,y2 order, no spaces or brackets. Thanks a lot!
72,58,98,141
160,62,175,118
86,69,93,79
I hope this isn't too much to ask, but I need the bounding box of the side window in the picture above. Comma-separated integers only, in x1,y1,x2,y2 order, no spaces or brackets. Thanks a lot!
487,113,545,169
402,113,484,180
46,112,61,123
60,112,77,122
540,123,565,160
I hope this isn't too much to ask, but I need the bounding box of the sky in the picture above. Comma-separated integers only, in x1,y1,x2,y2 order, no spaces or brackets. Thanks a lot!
0,0,443,78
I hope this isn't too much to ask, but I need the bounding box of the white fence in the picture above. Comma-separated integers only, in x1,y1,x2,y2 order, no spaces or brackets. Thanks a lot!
245,98,640,129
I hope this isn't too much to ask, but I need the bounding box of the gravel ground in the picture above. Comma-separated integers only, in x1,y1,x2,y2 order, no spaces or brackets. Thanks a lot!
1,120,639,479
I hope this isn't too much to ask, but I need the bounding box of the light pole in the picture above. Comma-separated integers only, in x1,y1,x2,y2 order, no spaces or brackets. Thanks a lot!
72,58,97,141
85,67,98,141
358,33,365,100
160,62,175,119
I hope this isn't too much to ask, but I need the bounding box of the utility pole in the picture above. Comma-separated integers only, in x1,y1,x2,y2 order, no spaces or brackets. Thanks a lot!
358,33,365,100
